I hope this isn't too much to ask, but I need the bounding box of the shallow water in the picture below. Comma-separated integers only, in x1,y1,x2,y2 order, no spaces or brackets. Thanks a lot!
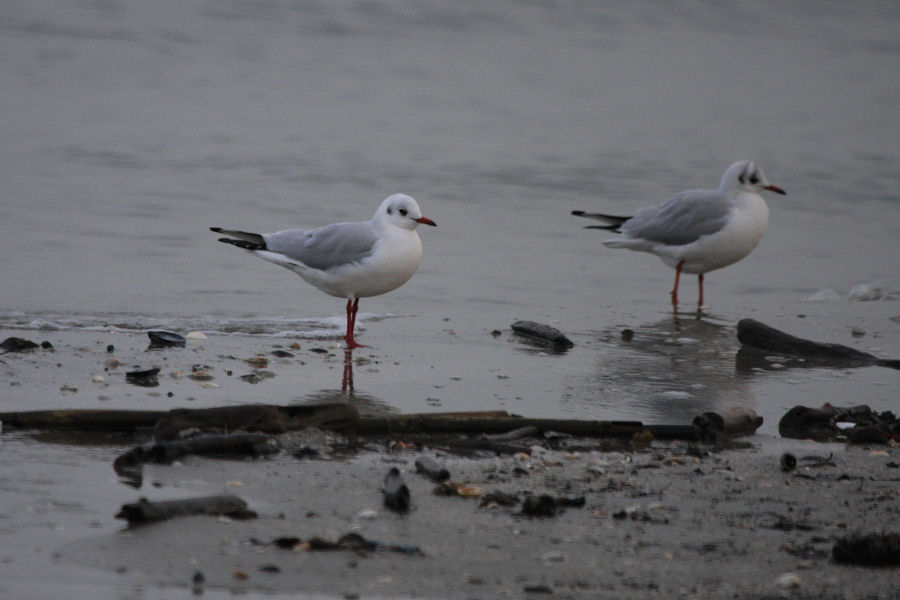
1,2,899,596
3,0,898,414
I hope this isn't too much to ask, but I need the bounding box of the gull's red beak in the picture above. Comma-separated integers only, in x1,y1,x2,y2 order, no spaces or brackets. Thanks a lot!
764,184,786,195
414,216,437,226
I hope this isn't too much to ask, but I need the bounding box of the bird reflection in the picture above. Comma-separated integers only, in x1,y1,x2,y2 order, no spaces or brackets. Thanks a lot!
301,347,396,415
572,315,756,424
342,348,354,393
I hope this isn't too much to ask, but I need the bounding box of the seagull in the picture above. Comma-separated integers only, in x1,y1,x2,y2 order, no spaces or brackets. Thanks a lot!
212,193,436,349
572,161,785,311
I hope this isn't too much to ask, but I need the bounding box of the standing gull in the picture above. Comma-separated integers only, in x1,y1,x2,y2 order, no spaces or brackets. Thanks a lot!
212,193,436,349
572,161,785,310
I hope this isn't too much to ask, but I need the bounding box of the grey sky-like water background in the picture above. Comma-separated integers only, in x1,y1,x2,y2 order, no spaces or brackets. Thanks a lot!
1,3,899,597
3,1,898,421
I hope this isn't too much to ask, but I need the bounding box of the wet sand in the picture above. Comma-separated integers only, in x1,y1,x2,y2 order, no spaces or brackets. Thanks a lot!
58,442,900,600
2,3,900,596
1,326,899,599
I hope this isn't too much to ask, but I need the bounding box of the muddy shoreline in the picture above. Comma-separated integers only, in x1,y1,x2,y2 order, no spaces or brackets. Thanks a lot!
2,325,899,599
16,429,900,600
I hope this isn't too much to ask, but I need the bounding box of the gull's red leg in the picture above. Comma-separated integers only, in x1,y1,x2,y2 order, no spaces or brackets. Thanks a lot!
697,273,704,309
671,260,684,311
344,297,366,349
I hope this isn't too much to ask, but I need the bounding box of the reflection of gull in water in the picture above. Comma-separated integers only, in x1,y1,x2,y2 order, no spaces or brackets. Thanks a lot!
301,386,397,416
298,350,398,415
570,317,756,425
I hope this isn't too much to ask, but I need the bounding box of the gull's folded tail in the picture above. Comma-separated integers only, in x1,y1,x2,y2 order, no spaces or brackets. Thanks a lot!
571,211,631,232
210,227,267,251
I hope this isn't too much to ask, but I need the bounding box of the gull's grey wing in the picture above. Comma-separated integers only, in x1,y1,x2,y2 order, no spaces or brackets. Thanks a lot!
621,189,731,246
264,222,378,271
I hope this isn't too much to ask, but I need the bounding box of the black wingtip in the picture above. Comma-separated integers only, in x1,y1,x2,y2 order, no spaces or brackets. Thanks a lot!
210,227,223,233
571,210,586,217
217,237,265,251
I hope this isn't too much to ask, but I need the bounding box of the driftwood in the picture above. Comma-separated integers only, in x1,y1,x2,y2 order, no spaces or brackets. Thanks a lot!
269,533,423,556
114,433,278,477
153,403,359,439
115,494,256,525
354,414,702,441
0,337,41,353
0,403,358,437
0,409,165,431
443,438,532,455
511,320,574,350
693,407,764,441
833,533,900,566
521,494,558,517
778,403,898,443
1,406,762,442
414,456,450,482
484,425,540,441
737,318,900,369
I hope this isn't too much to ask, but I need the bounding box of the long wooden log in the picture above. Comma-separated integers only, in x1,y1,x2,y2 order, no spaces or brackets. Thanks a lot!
1,408,745,441
353,415,701,440
0,409,165,431
0,407,502,434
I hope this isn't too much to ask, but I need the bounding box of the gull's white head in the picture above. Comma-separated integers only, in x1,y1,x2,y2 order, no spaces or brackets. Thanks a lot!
720,161,786,196
374,194,437,230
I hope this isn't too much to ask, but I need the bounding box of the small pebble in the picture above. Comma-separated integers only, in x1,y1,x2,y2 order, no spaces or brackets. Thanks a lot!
147,331,186,349
848,283,882,301
807,289,842,302
356,509,378,520
191,570,204,595
540,550,566,564
245,357,268,368
774,572,801,589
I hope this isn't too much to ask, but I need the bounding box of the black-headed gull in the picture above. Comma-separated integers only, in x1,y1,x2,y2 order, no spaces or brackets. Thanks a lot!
572,161,785,311
212,193,436,349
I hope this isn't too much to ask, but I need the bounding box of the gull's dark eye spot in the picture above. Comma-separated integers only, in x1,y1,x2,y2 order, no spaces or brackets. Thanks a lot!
399,208,408,216
749,175,759,185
